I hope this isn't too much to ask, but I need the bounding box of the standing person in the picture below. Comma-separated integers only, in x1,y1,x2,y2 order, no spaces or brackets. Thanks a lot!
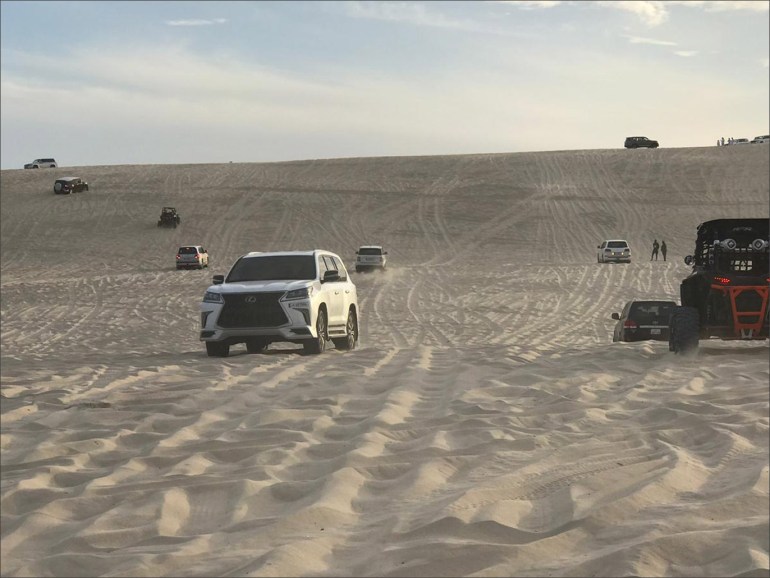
651,239,660,261
661,240,667,261
721,137,725,146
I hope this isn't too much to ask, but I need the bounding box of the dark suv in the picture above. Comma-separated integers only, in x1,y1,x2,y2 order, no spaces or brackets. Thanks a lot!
624,136,659,149
669,218,769,353
53,177,88,194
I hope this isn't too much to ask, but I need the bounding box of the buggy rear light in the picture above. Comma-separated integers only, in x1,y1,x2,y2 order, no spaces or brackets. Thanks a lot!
176,255,181,260
623,320,637,329
714,276,731,285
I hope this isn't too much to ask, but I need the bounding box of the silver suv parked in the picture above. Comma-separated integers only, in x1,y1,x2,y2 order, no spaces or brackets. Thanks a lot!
597,239,631,263
355,245,388,272
24,158,58,169
200,250,359,357
176,245,209,270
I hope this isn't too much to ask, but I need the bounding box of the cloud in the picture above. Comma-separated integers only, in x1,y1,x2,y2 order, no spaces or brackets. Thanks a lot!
494,1,563,8
342,1,478,30
694,1,769,12
673,50,698,57
166,18,227,27
624,34,677,47
595,1,669,26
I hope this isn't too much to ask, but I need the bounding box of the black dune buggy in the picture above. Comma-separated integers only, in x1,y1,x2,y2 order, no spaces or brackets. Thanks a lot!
669,218,769,353
158,207,181,228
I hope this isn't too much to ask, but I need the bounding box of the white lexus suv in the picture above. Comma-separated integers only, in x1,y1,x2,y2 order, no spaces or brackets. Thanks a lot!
200,250,358,357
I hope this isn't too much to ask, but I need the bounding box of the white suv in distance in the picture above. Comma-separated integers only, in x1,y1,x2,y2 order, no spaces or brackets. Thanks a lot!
200,250,358,357
24,158,57,169
751,135,769,144
355,245,388,272
597,240,631,263
176,245,209,270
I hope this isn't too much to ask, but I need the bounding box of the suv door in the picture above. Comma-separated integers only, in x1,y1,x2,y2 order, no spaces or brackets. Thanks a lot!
321,255,345,326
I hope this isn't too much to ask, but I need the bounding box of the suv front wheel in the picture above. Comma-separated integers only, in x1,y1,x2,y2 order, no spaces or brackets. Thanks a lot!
332,309,358,351
304,308,328,354
206,341,230,357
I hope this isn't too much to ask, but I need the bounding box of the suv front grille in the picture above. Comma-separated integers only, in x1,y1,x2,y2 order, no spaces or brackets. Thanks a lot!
217,292,288,328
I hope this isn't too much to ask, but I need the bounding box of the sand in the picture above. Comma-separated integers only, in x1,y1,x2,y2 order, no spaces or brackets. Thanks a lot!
1,145,768,577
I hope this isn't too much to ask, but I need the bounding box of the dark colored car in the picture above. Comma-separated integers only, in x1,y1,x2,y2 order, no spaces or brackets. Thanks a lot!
53,177,88,194
669,218,769,353
612,300,677,342
624,136,659,149
158,207,181,228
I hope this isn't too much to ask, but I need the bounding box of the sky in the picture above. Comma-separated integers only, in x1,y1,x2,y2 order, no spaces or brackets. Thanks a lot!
1,0,768,169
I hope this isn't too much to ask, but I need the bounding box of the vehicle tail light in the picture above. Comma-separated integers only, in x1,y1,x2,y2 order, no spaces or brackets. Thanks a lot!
624,320,637,329
714,276,731,285
176,255,181,260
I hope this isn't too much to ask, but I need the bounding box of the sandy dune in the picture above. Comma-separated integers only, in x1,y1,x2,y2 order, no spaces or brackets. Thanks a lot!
1,146,768,577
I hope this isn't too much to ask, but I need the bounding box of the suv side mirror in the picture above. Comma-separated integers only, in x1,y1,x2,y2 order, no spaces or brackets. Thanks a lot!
684,255,693,266
322,270,340,283
213,274,224,285
611,313,620,320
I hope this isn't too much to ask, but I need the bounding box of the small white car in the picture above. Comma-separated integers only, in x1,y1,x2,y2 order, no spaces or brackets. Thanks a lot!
751,135,769,144
176,245,209,270
200,250,358,357
355,245,388,272
730,138,750,145
597,240,631,263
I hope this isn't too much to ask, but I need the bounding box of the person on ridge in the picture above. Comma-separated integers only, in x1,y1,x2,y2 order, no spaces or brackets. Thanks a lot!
661,240,667,262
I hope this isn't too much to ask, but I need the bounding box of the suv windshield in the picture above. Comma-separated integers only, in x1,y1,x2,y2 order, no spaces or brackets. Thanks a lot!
227,255,316,282
359,248,383,255
179,247,198,254
607,241,628,249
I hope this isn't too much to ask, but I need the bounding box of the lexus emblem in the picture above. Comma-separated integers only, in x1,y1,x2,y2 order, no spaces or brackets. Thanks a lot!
245,296,257,303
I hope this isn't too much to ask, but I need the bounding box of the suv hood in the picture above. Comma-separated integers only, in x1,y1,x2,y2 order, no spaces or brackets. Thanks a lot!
210,279,315,293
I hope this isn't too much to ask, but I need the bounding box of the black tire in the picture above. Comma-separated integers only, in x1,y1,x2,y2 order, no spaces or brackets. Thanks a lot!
669,306,699,354
206,341,229,357
303,308,327,354
246,338,268,354
332,308,358,351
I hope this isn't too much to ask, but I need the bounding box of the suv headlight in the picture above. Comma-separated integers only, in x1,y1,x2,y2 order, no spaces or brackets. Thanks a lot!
282,287,313,300
203,291,224,304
